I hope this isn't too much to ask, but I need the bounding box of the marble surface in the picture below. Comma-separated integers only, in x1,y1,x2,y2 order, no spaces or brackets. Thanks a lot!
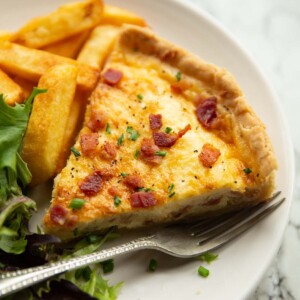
187,0,300,299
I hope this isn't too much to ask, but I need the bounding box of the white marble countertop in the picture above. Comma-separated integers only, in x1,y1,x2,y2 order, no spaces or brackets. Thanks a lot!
188,0,300,299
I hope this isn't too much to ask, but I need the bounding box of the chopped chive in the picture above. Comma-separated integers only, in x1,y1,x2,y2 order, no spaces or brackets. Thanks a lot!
243,168,252,174
117,133,125,146
168,192,176,198
198,266,209,278
148,259,158,272
100,259,114,274
70,147,80,157
36,225,42,234
134,149,140,159
114,196,122,207
127,126,140,141
175,71,182,82
137,187,153,192
69,198,86,210
155,151,167,157
120,172,128,178
165,127,172,133
137,94,143,101
168,183,174,194
200,252,218,264
106,123,111,134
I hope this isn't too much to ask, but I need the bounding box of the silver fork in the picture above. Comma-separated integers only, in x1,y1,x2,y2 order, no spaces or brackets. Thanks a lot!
0,192,284,298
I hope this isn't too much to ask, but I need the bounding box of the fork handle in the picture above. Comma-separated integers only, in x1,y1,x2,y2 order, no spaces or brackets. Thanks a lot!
0,237,155,298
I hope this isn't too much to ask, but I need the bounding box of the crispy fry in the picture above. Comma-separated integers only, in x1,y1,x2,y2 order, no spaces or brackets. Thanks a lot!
0,68,25,105
12,76,36,99
77,25,120,68
22,64,78,186
42,30,91,59
56,90,87,173
0,40,99,91
0,30,12,40
102,5,146,26
12,0,104,48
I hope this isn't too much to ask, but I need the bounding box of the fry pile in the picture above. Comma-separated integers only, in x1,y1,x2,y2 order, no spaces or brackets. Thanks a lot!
0,0,146,186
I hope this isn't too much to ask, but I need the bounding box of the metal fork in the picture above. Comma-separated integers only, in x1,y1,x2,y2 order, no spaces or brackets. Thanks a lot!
0,192,284,298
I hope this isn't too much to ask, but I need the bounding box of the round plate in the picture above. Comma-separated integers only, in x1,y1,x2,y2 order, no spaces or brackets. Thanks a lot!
0,0,294,299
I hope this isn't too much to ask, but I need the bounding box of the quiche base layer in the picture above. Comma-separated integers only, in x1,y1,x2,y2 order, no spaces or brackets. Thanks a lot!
43,25,277,239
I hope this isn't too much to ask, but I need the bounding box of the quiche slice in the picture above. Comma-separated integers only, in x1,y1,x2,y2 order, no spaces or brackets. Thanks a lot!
43,25,277,239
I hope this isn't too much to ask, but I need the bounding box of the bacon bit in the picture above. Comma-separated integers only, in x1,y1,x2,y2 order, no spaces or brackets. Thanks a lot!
79,172,102,196
108,186,120,197
140,138,163,165
87,110,108,132
177,124,191,138
101,141,117,160
153,132,178,147
50,204,68,225
123,175,144,190
149,114,162,130
170,80,191,94
95,168,114,179
199,143,221,167
80,132,99,157
103,68,123,86
195,96,217,129
130,192,157,208
153,124,191,148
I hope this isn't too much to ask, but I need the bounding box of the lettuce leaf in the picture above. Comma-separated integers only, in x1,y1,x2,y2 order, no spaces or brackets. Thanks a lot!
0,88,46,254
0,88,46,205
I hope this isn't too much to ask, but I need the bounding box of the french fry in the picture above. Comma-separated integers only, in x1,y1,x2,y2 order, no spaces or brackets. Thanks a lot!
0,40,99,91
0,68,25,105
12,0,104,48
102,5,147,26
12,76,36,99
0,30,12,41
56,90,87,173
77,25,120,68
22,64,78,186
42,30,91,59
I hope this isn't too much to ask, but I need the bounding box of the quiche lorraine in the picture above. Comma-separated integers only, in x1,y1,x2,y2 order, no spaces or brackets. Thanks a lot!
44,25,277,239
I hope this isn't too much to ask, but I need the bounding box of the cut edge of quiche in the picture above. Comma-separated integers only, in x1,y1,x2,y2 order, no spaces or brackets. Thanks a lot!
43,25,277,240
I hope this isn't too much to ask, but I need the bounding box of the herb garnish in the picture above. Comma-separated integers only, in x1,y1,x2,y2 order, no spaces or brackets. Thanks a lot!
120,172,128,178
70,147,81,157
167,183,175,198
114,196,122,207
198,266,209,278
137,187,154,192
137,94,143,102
106,123,111,134
175,71,182,81
134,149,140,159
165,127,172,133
69,198,86,210
243,168,252,174
155,151,167,157
117,133,124,146
126,126,140,141
200,252,218,264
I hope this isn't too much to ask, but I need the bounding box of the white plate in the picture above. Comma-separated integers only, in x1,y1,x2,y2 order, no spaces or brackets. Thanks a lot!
0,0,294,299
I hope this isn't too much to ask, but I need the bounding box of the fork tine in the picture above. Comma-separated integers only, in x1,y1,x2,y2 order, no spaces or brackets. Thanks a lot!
197,197,285,253
190,191,282,237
